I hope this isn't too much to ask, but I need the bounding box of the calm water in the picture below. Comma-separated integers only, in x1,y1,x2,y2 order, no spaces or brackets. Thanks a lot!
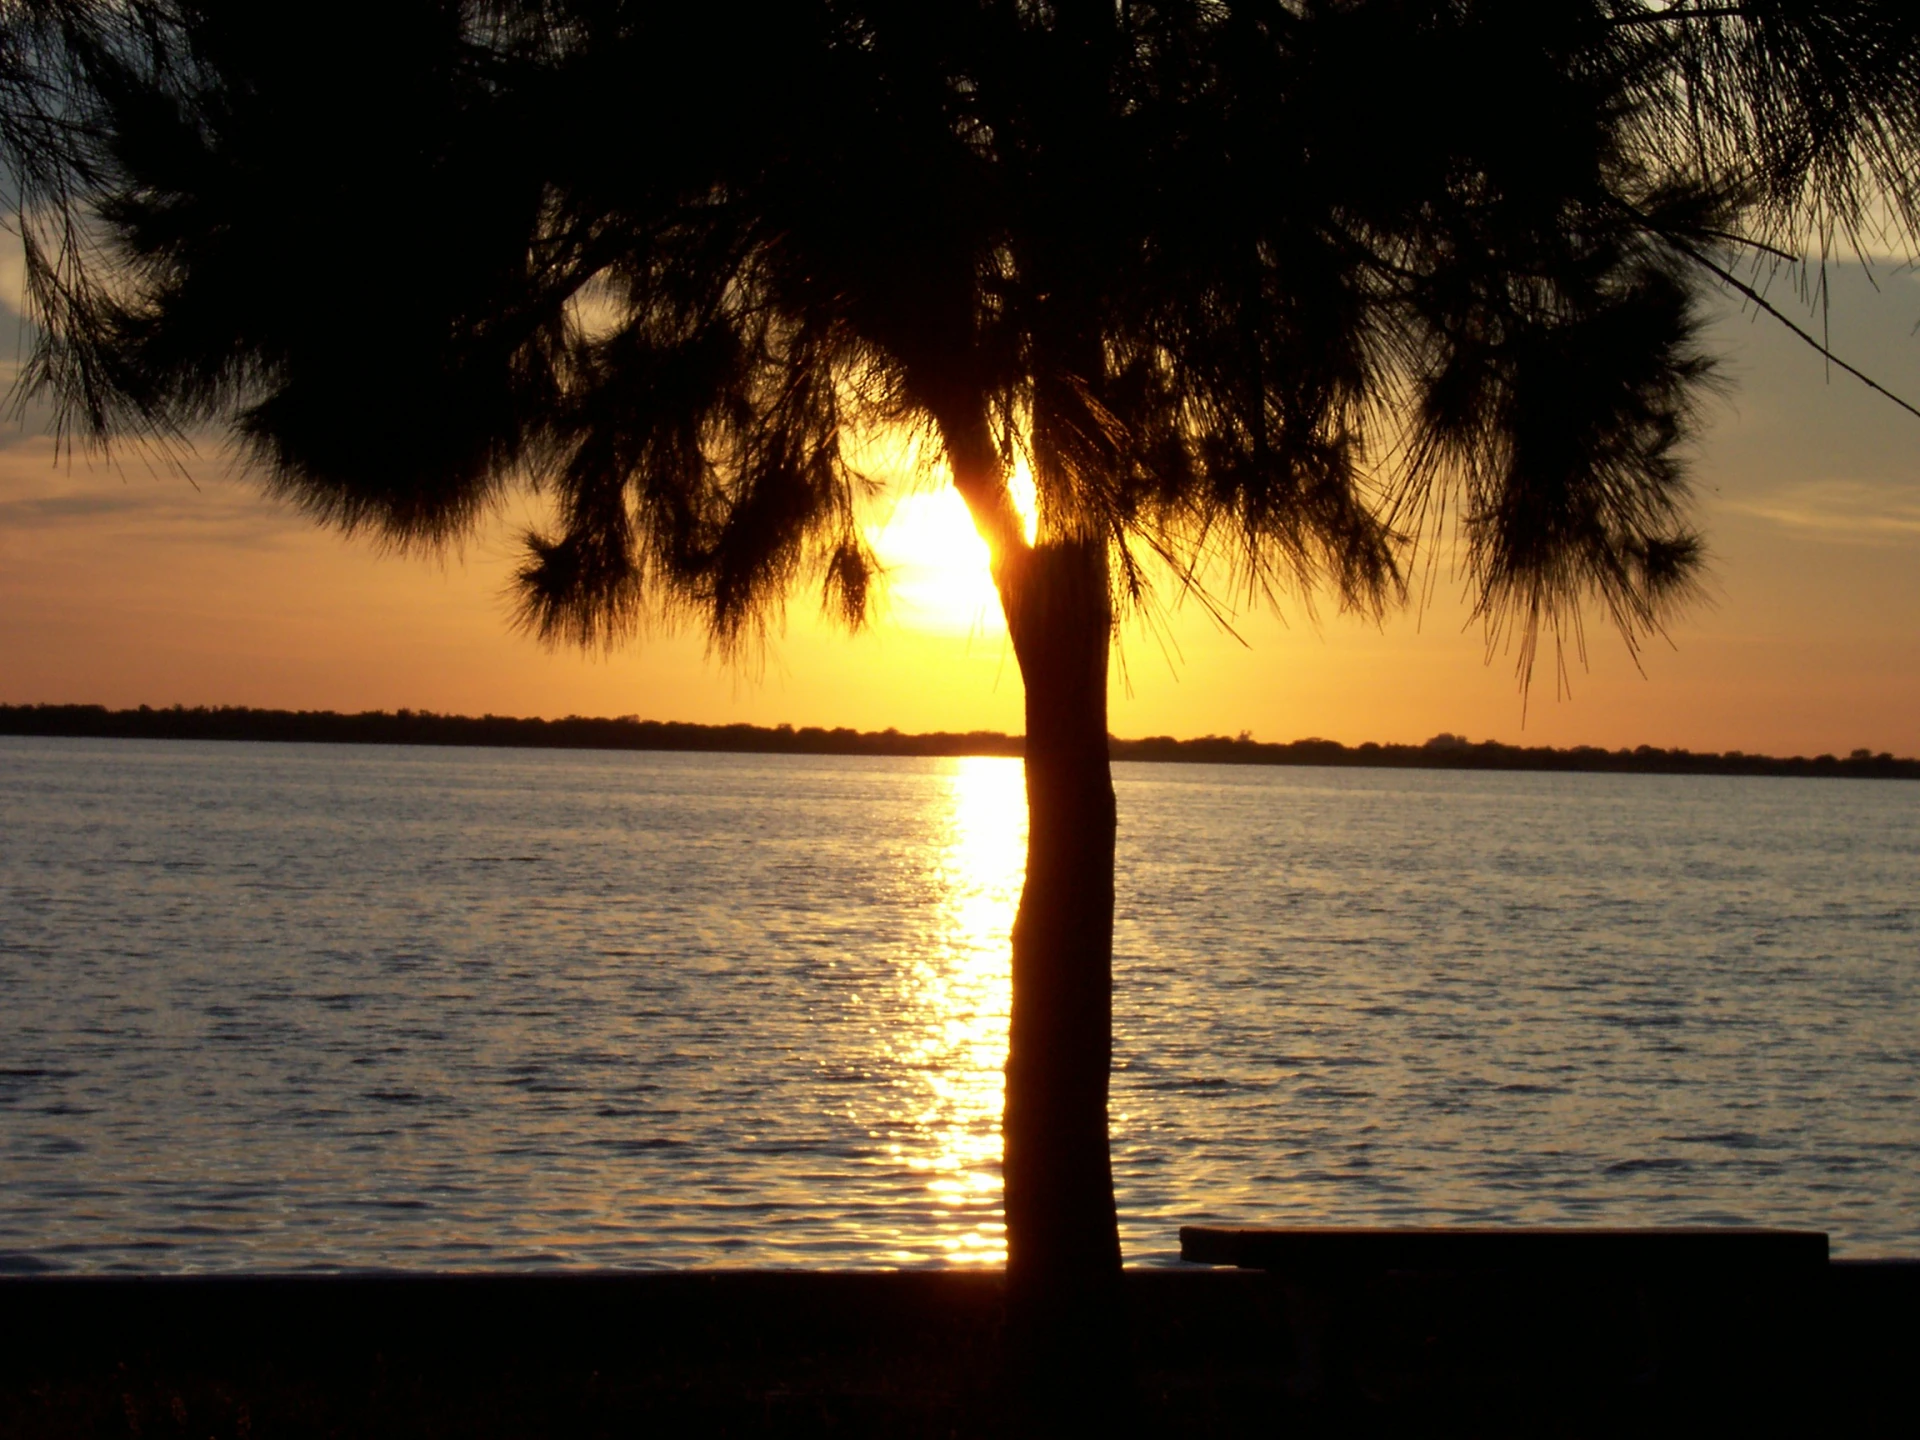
1,736,1916,1271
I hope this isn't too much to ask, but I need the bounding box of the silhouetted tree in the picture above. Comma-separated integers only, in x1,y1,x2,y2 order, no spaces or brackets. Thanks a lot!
8,0,1920,1345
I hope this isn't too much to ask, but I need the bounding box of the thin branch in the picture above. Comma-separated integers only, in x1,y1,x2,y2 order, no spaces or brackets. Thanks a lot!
1694,226,1801,264
1133,525,1252,647
1650,226,1920,421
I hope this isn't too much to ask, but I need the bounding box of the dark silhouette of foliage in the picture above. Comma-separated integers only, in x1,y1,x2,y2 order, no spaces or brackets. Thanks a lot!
15,2,1916,670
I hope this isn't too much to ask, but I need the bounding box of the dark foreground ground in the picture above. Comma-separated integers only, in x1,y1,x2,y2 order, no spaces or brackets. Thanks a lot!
3,1264,1914,1437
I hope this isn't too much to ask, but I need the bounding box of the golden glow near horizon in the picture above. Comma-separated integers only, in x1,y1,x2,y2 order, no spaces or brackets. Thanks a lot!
877,756,1024,1264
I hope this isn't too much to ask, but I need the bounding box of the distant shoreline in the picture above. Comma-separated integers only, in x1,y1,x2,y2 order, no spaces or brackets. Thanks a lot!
4,703,1914,780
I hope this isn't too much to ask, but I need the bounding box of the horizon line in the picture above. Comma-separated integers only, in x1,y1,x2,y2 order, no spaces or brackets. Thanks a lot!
2,703,1913,779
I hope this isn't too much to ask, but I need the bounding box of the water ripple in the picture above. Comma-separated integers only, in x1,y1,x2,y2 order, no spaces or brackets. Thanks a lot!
1,737,1916,1268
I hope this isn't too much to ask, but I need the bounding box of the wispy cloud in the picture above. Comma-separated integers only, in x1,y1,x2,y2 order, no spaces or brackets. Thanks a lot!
0,435,308,549
0,488,152,523
0,224,25,317
1724,478,1920,541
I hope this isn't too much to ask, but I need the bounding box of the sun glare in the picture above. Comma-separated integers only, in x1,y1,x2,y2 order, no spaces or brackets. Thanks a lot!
866,460,1038,635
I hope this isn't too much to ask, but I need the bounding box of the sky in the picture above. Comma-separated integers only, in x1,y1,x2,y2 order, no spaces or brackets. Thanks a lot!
3,262,1918,755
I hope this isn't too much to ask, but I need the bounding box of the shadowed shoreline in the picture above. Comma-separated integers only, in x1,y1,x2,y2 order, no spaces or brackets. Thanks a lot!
5,704,1915,780
3,1265,1914,1436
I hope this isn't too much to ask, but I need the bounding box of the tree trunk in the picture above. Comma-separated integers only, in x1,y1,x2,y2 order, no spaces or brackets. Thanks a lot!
997,534,1122,1331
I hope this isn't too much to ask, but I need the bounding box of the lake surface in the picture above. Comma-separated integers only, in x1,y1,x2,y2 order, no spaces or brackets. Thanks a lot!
1,736,1916,1271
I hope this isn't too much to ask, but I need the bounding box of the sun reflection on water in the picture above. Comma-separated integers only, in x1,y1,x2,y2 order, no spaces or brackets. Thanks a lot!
879,756,1025,1264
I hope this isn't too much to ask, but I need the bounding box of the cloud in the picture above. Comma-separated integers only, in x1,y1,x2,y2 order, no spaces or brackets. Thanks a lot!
0,435,311,550
0,488,152,523
0,224,24,317
1725,478,1920,542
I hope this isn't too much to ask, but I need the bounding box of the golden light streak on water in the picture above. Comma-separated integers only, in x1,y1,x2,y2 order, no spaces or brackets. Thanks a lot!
884,756,1025,1264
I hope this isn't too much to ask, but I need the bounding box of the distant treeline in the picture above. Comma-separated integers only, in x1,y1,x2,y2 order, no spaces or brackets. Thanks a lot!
4,704,1915,780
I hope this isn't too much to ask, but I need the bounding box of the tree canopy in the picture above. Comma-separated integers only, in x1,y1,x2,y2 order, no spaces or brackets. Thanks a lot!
10,1,1917,679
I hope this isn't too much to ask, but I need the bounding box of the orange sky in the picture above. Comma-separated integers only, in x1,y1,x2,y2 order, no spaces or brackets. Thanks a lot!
3,266,1918,755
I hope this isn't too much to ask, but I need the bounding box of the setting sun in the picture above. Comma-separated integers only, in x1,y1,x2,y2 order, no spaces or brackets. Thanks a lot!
867,489,999,634
866,463,1037,635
